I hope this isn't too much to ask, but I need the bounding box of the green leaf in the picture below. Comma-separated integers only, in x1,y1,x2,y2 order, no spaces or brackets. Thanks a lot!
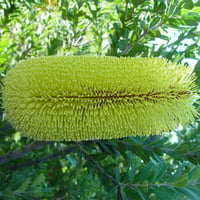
128,43,148,56
127,162,136,183
150,17,161,28
0,54,7,65
137,162,154,182
27,187,43,197
195,2,200,6
149,193,157,200
0,34,9,51
184,0,194,10
66,155,77,167
188,167,200,182
136,188,146,200
153,188,175,200
16,177,31,193
193,60,200,86
152,162,167,182
177,187,200,200
172,174,188,187
114,167,121,182
1,190,16,200
141,180,149,192
175,144,189,154
119,186,128,200
184,17,198,26
31,174,45,188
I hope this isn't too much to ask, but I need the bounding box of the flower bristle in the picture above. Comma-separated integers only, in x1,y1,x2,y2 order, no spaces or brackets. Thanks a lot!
2,56,198,141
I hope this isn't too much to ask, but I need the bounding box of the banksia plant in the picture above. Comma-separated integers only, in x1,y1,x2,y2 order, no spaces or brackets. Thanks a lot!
2,56,198,141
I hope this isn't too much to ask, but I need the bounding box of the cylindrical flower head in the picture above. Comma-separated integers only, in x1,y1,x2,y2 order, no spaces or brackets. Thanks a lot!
2,56,198,141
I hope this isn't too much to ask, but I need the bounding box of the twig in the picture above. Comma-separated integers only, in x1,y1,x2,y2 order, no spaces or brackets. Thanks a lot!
75,142,119,185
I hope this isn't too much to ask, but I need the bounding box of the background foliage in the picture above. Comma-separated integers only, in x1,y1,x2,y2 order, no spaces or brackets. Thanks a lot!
0,0,200,199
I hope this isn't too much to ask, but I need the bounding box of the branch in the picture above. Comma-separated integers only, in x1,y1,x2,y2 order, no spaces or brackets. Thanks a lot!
124,181,200,188
121,22,163,55
8,145,76,170
7,141,93,170
0,141,52,165
0,122,13,133
139,22,163,41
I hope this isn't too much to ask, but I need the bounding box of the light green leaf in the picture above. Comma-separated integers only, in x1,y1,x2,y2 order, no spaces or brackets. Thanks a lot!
173,174,188,187
188,167,200,182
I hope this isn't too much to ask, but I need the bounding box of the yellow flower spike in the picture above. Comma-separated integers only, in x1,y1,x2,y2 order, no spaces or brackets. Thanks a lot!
2,56,198,141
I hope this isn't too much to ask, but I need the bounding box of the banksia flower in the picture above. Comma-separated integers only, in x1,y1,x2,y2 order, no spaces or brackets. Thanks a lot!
2,56,198,141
